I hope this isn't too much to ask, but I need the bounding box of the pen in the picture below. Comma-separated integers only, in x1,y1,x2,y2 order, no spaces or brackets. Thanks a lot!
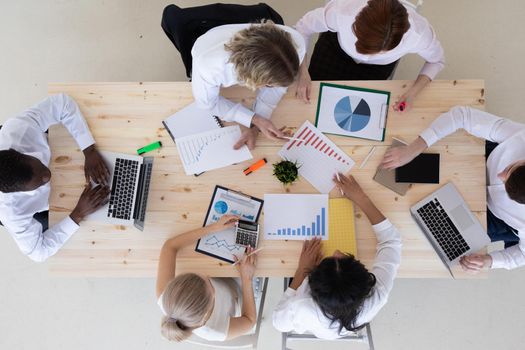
243,158,267,175
335,172,344,196
359,146,377,169
232,247,265,266
283,136,304,142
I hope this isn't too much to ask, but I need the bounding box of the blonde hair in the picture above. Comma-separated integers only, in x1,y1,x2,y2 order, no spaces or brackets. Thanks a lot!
160,273,214,342
225,22,300,90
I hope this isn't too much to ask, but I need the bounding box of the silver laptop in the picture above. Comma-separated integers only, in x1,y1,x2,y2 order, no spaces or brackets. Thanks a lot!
88,151,154,231
410,182,490,277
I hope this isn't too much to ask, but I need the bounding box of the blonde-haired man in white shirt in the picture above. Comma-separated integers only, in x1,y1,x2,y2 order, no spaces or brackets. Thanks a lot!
294,0,445,111
0,94,110,262
191,22,306,149
381,106,525,271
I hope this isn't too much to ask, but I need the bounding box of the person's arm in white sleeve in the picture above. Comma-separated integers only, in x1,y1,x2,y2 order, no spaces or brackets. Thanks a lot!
294,0,338,102
294,0,339,52
393,19,445,112
414,21,446,81
382,106,525,170
333,174,401,294
272,283,299,332
191,59,254,128
5,215,79,263
370,220,402,297
489,233,525,270
420,106,525,147
25,94,95,151
253,87,288,120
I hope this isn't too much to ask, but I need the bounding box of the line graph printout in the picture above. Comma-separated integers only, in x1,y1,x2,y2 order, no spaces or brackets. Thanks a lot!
278,121,355,193
264,194,329,241
176,126,253,175
196,186,263,263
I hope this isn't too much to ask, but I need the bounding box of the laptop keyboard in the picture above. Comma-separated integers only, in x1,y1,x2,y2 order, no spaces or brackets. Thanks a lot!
235,228,258,248
138,161,153,222
107,158,138,220
417,199,471,261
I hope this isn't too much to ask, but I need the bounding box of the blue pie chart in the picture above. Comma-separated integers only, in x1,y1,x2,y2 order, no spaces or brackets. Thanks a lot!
334,96,371,132
214,201,228,214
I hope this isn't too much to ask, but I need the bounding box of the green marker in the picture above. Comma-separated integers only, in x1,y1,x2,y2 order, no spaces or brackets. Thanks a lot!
137,141,162,155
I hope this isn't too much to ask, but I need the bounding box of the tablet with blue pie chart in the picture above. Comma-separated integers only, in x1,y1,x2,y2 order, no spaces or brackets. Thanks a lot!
315,83,390,141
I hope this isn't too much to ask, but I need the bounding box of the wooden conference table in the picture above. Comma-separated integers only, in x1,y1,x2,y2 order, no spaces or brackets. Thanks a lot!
48,80,486,278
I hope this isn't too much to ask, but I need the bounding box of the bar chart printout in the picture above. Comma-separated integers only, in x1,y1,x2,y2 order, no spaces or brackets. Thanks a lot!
264,194,329,241
278,121,355,193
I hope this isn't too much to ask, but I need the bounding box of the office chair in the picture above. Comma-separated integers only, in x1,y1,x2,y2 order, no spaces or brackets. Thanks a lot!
280,278,375,350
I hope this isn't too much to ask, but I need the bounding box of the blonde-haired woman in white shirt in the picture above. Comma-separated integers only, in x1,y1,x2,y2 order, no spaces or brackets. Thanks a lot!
191,22,306,150
294,0,445,112
273,174,402,339
156,215,259,342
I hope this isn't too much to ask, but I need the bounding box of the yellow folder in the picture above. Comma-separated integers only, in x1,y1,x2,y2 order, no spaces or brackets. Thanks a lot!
323,198,357,257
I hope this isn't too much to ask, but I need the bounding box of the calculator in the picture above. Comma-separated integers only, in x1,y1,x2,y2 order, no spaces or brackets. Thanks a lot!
235,220,260,248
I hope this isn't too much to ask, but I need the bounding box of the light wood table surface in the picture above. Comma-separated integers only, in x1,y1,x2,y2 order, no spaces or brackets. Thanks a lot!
48,80,486,278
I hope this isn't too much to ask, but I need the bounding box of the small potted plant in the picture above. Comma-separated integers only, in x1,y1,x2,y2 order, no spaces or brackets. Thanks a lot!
273,160,300,186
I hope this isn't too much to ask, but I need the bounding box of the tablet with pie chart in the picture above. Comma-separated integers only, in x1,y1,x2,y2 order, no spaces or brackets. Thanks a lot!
315,83,390,141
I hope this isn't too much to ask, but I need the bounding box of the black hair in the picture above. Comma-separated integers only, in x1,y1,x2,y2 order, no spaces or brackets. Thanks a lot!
0,149,34,193
308,254,376,333
506,165,525,204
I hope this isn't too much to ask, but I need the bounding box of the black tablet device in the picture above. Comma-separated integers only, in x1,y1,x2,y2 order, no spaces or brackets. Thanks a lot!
395,153,440,184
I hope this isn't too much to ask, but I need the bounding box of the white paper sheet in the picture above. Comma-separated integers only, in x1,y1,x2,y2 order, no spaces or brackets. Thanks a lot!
264,194,329,240
176,126,252,175
163,102,222,140
278,121,355,193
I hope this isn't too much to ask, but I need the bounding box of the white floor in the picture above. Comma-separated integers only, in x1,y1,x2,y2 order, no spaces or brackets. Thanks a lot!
1,1,525,349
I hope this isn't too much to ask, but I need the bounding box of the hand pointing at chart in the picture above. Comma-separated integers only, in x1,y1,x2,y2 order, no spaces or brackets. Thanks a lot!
234,115,289,150
251,115,288,141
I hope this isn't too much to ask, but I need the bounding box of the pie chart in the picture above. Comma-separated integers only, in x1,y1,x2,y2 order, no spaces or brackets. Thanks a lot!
214,201,228,214
334,96,371,132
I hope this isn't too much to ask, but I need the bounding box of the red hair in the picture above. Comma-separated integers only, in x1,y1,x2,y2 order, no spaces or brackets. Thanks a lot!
353,0,410,54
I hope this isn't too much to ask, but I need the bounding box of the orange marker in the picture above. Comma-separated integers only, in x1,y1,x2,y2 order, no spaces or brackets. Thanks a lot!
243,158,267,175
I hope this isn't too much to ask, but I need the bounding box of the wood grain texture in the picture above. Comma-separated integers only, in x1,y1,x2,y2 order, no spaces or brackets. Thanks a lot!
48,80,486,278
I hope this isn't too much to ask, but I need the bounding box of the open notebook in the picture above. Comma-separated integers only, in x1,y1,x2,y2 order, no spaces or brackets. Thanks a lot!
163,102,223,140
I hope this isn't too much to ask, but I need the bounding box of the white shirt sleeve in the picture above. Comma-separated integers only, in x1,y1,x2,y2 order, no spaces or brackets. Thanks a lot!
27,93,95,150
191,58,255,128
294,0,339,53
6,214,80,262
419,106,525,147
412,19,445,80
272,286,299,332
253,86,288,120
489,231,525,270
369,219,402,299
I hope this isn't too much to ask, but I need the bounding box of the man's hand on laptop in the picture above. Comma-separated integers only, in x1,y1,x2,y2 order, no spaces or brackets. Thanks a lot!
70,184,110,224
83,145,110,185
459,253,493,273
